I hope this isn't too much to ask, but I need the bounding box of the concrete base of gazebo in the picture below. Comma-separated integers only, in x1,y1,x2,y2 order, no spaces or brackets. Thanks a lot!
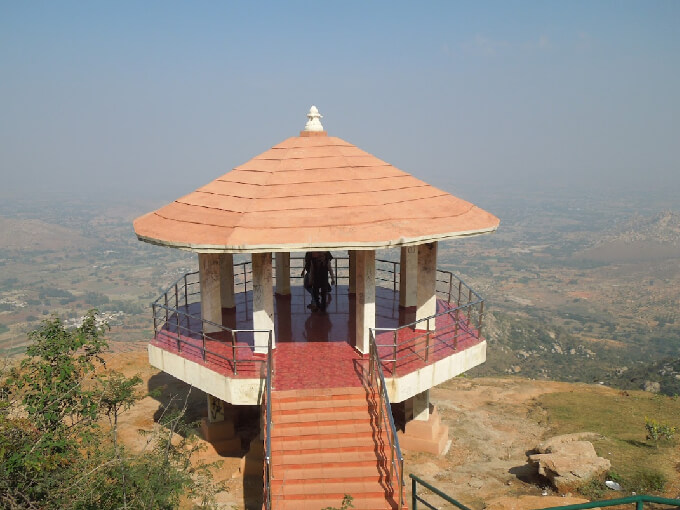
398,405,450,455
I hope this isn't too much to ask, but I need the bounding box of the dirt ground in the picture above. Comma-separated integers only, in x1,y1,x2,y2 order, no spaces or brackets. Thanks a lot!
104,347,606,509
413,377,588,510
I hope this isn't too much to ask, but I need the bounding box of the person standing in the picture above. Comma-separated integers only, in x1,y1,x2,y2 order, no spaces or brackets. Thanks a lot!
301,251,335,311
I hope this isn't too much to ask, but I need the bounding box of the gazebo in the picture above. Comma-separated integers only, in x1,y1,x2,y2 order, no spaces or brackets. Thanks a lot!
134,107,499,510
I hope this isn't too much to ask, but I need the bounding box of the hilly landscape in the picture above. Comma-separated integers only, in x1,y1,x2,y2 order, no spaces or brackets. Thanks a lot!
1,189,679,391
1,189,679,508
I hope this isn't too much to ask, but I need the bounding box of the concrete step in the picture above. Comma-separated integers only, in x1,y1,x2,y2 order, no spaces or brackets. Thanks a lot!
270,479,387,497
275,405,373,423
271,387,367,401
272,396,372,412
267,387,404,510
271,495,401,510
275,463,383,482
271,449,380,467
270,431,388,452
271,419,375,438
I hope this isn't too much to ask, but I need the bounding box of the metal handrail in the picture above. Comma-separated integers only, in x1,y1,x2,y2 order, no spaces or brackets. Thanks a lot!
152,257,485,378
538,494,680,510
263,330,273,510
151,265,270,374
410,474,473,510
410,474,680,510
369,329,405,509
371,296,484,376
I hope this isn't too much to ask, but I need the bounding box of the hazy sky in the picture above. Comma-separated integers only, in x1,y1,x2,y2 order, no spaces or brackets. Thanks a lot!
1,1,678,203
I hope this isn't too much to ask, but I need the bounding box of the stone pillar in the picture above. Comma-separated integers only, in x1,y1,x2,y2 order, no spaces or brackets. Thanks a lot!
200,395,241,455
219,253,235,309
416,242,438,324
398,389,448,455
405,389,430,421
207,394,225,423
252,252,275,353
355,250,375,354
275,252,291,296
348,250,357,294
399,246,418,308
199,253,222,334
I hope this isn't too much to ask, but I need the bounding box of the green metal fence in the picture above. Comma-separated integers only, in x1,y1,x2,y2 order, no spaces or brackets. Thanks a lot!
537,495,680,510
410,474,680,510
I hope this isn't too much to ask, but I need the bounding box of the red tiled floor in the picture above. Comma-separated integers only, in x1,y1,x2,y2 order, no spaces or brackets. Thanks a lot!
150,284,484,390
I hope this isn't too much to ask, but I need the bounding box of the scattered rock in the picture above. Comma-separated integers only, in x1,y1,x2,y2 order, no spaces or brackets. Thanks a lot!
528,433,610,493
468,478,484,489
643,381,661,393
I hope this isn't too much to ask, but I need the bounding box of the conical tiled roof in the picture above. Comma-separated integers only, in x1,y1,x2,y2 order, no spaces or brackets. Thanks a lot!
134,133,499,252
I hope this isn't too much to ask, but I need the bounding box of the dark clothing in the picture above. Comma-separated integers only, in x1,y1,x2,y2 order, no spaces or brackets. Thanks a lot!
303,251,333,310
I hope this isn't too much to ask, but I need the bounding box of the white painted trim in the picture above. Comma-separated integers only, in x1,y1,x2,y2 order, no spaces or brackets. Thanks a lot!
148,344,264,405
385,340,486,403
135,226,498,254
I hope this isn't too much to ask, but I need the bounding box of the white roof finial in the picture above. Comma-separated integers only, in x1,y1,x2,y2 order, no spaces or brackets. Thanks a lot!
304,105,324,132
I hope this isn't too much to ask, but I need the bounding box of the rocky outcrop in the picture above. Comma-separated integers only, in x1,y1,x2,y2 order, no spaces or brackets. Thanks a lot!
527,433,610,492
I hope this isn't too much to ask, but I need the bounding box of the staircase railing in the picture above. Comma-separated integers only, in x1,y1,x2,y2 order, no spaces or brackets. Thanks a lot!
369,329,405,509
410,474,680,510
263,330,274,510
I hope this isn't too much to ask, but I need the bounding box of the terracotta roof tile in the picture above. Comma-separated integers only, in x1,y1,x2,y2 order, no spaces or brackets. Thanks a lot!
134,134,499,252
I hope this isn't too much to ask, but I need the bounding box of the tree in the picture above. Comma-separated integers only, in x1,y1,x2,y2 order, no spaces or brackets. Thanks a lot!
0,311,224,509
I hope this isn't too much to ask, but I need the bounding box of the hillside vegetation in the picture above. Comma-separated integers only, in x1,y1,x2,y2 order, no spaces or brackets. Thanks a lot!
0,312,223,509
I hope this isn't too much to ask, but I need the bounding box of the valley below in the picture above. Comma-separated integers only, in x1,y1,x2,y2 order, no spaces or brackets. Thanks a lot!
1,188,679,507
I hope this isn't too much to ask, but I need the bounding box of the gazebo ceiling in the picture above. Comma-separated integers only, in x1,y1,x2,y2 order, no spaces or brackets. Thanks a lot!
134,107,499,253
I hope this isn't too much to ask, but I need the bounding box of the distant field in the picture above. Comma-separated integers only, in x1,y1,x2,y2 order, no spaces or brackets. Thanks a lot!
1,193,679,392
574,239,680,263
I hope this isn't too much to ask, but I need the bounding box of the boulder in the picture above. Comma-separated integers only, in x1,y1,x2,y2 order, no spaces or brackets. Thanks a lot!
643,381,661,393
528,433,610,493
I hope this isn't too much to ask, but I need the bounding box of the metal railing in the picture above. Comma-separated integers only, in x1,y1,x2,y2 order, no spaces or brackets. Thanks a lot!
538,494,680,510
151,257,485,378
410,474,680,510
151,269,269,376
151,255,486,510
369,329,405,509
263,331,274,510
411,474,472,510
371,269,484,377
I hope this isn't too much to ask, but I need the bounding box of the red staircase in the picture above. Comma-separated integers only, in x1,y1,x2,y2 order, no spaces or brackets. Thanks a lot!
268,387,404,510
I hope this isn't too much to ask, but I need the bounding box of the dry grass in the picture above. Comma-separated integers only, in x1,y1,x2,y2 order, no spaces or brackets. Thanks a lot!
534,388,680,496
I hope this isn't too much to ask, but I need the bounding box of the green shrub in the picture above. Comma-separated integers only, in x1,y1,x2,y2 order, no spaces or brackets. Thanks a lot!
628,469,667,493
577,478,607,499
645,417,676,443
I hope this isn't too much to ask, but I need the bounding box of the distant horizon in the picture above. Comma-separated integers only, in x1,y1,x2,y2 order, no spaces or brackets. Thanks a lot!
1,175,678,220
2,1,678,204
